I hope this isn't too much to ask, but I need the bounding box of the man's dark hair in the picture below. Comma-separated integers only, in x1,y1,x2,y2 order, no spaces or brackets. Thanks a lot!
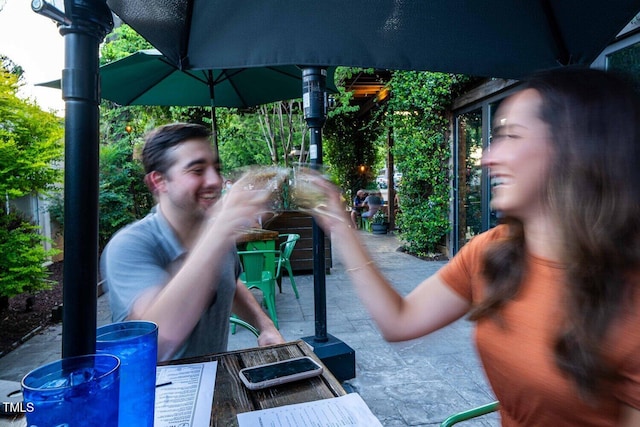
141,123,212,174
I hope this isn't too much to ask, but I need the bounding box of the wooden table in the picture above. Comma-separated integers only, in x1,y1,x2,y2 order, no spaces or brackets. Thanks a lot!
164,340,347,426
236,227,279,245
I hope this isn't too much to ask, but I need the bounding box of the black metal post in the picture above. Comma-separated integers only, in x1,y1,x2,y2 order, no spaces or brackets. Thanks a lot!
301,67,355,381
302,68,328,343
387,128,396,231
49,0,112,358
309,126,327,342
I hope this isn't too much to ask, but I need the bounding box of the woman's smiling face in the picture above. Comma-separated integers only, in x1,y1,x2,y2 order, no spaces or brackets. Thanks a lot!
482,89,554,221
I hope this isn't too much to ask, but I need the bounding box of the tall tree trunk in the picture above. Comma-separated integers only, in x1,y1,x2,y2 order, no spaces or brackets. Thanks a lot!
257,101,305,166
257,104,278,164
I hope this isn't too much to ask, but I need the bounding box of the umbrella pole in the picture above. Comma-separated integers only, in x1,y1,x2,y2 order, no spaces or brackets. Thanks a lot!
300,67,355,382
211,98,220,155
208,72,218,153
55,0,112,358
210,103,218,153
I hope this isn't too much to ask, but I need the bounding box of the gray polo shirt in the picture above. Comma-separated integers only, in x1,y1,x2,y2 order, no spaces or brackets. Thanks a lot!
100,208,240,360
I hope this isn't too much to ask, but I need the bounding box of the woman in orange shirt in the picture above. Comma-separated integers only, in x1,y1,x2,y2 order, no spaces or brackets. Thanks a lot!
311,67,640,426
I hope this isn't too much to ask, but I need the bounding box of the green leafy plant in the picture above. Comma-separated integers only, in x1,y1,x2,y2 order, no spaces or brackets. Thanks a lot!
324,68,386,199
0,67,63,199
371,209,388,225
0,210,59,299
0,58,63,300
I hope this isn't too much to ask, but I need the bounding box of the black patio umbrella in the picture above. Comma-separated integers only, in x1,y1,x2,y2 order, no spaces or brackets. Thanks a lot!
107,0,640,79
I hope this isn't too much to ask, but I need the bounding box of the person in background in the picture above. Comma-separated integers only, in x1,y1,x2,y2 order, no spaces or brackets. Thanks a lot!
310,68,640,426
101,123,284,361
361,190,382,222
393,191,401,217
222,179,234,194
350,189,367,228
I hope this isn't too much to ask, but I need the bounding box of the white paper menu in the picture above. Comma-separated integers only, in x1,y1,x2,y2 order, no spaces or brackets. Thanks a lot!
236,392,382,427
154,361,217,427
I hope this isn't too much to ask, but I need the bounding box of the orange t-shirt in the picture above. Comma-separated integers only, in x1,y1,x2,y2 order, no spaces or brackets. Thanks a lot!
438,225,640,426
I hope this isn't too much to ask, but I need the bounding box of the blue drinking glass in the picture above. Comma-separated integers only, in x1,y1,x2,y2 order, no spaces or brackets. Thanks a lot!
96,321,158,427
22,354,120,427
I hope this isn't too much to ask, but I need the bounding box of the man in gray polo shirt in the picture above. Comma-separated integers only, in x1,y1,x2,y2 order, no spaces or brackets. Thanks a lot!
101,123,284,361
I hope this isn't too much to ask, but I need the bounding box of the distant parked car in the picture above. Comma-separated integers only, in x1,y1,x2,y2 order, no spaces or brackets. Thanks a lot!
393,172,403,186
376,175,388,188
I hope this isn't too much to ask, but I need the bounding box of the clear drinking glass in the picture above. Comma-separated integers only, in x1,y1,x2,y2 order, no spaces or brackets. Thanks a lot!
289,165,329,213
236,164,338,220
237,165,291,212
96,321,158,427
22,354,120,427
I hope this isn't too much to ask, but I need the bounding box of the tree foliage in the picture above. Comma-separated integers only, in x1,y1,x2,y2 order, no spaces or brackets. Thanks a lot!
100,25,154,64
0,67,64,198
217,110,271,172
1,55,24,81
0,60,63,298
324,68,385,199
324,109,383,198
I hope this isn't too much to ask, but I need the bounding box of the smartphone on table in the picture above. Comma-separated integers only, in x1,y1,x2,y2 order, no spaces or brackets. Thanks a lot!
238,356,323,390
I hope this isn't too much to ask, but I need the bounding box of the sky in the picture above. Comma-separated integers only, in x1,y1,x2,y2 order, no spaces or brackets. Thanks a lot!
0,0,66,114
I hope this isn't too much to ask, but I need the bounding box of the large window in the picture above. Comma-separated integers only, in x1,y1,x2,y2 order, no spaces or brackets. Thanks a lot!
592,28,640,79
455,109,483,252
606,41,640,91
452,84,515,255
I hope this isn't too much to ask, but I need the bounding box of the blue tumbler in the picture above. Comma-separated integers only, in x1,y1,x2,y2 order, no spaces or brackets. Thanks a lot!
22,354,120,427
96,320,158,427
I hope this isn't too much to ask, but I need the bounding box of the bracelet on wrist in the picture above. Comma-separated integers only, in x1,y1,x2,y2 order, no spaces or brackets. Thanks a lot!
345,260,375,273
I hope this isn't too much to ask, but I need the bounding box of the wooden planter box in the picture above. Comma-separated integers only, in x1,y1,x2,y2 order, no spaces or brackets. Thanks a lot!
264,211,332,274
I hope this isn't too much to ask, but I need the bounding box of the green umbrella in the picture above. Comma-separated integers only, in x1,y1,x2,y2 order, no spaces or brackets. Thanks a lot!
40,49,338,148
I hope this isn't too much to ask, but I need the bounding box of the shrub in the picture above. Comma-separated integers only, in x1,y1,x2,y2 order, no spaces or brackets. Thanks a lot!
398,194,450,257
0,210,59,298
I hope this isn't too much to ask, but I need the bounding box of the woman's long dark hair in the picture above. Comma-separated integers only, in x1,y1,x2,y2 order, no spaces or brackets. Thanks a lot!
469,67,640,397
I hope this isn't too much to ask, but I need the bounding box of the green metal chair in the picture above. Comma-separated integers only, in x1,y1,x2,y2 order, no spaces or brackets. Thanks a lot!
275,233,300,298
237,249,280,329
229,316,260,337
440,401,500,427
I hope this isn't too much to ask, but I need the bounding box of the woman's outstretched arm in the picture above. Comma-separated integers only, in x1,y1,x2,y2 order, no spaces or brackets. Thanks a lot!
312,178,470,341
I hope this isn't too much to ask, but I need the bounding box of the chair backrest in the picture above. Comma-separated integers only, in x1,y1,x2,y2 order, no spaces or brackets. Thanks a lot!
279,233,300,261
440,401,499,427
238,249,279,283
229,316,260,337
